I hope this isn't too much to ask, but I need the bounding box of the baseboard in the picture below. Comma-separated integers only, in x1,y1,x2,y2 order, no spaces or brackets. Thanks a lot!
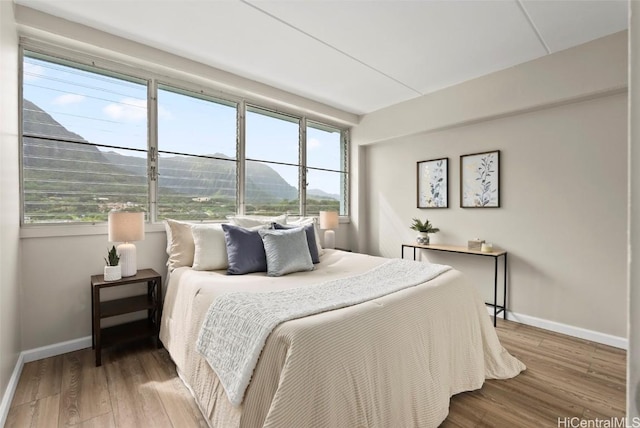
22,335,92,363
489,308,628,350
0,352,24,427
0,335,91,425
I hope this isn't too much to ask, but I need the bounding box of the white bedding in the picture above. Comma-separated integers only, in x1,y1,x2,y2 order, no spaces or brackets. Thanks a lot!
160,249,525,428
197,259,452,406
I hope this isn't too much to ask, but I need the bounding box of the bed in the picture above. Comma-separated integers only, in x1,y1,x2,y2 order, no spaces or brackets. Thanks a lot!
159,247,525,428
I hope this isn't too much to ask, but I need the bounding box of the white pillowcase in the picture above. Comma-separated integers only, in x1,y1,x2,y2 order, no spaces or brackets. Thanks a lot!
288,217,324,256
228,214,287,228
192,224,229,271
165,219,196,270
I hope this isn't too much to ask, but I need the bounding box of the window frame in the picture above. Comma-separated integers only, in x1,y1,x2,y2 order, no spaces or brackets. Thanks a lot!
20,49,152,226
155,82,240,222
245,104,303,216
305,120,349,216
18,40,350,233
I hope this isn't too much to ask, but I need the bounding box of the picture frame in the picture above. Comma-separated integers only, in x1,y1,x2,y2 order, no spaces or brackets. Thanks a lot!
417,157,448,208
460,150,500,208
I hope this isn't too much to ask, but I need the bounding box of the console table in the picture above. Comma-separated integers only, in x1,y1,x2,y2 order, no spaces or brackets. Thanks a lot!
401,243,507,327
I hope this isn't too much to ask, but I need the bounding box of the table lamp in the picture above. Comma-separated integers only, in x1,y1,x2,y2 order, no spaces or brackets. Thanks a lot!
108,211,145,277
319,211,339,249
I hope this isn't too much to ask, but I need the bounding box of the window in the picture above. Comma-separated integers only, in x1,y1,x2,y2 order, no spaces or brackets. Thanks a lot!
245,106,301,216
20,47,349,226
305,121,347,215
22,52,148,223
157,85,238,221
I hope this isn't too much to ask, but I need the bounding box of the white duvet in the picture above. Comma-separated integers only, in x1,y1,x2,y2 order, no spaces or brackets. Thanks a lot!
160,250,525,428
196,259,452,406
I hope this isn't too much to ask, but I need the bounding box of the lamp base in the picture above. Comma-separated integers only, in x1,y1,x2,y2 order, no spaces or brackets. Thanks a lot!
323,230,335,249
117,242,137,277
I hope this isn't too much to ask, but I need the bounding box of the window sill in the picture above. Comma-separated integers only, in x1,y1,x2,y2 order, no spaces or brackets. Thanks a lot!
20,216,350,239
19,222,167,239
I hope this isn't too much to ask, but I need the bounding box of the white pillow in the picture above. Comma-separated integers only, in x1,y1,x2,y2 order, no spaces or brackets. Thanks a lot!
227,214,287,228
288,217,324,256
165,219,196,270
191,224,228,271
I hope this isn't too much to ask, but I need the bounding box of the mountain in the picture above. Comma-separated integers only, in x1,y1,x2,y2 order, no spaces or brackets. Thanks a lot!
100,151,299,202
307,188,341,201
22,100,147,193
21,99,338,221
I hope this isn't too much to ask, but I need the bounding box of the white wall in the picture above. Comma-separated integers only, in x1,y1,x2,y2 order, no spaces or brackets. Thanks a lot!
0,0,22,419
627,0,639,420
20,232,168,349
352,33,628,340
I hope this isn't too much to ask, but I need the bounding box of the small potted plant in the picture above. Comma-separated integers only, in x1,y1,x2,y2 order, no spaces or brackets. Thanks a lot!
410,218,440,245
104,245,121,281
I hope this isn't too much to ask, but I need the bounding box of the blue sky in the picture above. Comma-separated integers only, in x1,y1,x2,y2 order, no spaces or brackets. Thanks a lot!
23,55,343,195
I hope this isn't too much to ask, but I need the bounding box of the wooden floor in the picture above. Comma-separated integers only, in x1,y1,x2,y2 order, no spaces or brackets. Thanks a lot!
6,319,626,428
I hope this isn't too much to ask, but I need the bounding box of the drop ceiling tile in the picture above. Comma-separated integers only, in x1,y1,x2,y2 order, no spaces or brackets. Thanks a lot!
248,0,548,95
521,0,628,53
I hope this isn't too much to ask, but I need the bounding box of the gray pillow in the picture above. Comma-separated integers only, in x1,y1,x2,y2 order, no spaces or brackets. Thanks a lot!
258,228,314,277
221,224,267,275
272,223,320,263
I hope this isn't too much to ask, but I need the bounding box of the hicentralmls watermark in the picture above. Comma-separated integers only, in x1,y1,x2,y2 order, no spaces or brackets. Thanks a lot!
557,417,640,428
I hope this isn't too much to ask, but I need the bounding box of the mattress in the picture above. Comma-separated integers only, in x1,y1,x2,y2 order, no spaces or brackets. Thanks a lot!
159,249,524,428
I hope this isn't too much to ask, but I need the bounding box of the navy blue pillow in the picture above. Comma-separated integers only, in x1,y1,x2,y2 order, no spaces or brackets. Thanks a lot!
273,223,320,264
221,224,267,275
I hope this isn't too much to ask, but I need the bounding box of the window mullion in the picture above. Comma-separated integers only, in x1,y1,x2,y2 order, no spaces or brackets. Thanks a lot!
238,100,246,216
148,79,158,222
299,117,307,217
342,129,350,216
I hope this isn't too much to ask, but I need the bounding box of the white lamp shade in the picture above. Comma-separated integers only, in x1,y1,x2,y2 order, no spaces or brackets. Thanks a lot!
108,211,145,243
319,211,339,230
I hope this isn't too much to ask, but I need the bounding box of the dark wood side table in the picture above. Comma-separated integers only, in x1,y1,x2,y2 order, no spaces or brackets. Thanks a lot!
91,268,162,366
401,243,507,327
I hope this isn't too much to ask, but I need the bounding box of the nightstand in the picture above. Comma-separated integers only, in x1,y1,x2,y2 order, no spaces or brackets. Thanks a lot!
91,268,162,366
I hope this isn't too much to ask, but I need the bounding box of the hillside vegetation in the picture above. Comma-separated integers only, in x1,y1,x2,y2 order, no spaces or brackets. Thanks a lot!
22,100,339,222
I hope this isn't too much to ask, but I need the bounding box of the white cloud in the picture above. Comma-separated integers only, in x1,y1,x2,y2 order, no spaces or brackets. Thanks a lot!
308,138,322,150
52,94,85,106
103,98,147,121
104,98,172,121
23,63,45,82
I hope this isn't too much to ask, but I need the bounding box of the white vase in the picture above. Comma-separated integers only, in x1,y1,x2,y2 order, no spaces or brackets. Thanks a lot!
104,265,121,281
416,232,430,245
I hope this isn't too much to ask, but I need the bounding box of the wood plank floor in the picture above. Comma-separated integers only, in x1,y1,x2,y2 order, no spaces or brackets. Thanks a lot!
6,319,626,427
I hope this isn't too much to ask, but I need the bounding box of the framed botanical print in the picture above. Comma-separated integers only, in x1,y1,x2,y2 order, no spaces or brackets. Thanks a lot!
460,150,500,208
417,158,448,208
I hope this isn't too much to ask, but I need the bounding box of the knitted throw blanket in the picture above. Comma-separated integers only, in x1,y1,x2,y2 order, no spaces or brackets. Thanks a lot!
196,259,451,406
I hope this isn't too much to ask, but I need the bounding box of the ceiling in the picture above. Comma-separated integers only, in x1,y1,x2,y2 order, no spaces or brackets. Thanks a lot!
15,0,629,116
